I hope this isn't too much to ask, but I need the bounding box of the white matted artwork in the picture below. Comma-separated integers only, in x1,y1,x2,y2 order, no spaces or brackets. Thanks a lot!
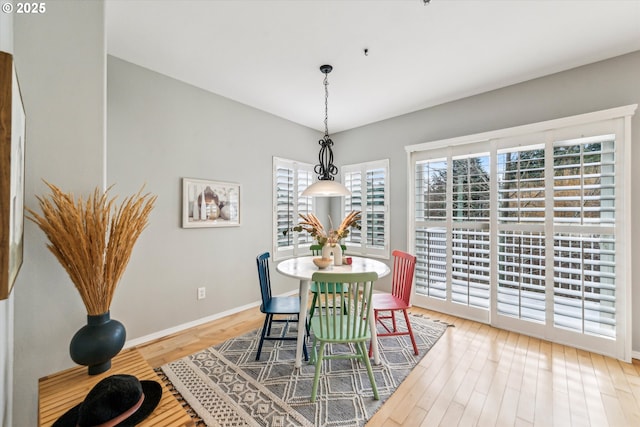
182,178,240,228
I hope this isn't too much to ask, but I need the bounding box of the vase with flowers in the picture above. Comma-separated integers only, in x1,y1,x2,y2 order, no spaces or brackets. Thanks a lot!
284,211,361,265
27,182,156,374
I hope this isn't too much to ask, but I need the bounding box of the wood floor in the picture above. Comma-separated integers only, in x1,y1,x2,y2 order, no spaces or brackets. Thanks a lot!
136,306,640,427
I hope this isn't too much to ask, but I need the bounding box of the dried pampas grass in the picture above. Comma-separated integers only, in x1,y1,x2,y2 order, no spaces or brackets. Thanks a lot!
27,182,157,315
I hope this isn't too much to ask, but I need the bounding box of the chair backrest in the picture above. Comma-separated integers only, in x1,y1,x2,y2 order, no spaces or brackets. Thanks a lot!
391,250,417,306
310,244,323,256
256,252,272,309
310,272,378,340
310,244,347,256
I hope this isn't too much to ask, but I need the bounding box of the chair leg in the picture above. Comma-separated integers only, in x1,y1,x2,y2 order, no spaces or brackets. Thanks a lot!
266,313,274,336
309,292,319,321
256,314,271,361
304,314,310,337
358,341,379,400
391,310,398,332
402,309,419,355
310,335,318,364
368,309,379,358
298,314,309,361
311,341,327,402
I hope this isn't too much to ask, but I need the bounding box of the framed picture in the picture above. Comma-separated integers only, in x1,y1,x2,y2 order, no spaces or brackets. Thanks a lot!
0,52,26,300
182,178,240,228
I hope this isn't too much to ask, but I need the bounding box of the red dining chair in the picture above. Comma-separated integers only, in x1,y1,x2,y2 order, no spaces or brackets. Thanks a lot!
369,250,419,356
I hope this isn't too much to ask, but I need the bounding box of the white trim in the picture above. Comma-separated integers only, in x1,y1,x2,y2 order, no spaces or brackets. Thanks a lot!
405,104,637,153
621,115,633,362
123,289,298,349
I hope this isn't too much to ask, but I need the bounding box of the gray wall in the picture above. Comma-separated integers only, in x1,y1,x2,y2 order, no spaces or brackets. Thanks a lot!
13,2,107,426
7,1,640,424
107,56,320,338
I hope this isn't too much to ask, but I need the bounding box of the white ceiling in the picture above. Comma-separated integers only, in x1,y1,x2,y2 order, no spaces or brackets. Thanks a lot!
106,0,640,133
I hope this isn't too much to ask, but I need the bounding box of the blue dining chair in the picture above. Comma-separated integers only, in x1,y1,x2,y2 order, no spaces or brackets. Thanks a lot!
255,252,308,361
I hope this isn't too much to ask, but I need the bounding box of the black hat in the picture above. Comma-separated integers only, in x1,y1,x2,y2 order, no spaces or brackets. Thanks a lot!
53,374,162,427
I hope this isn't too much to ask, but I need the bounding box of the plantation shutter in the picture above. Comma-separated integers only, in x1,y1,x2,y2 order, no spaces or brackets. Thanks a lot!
497,146,546,223
414,159,448,300
552,136,617,339
496,146,547,322
553,137,616,225
296,168,313,247
366,167,386,249
273,157,313,259
275,165,294,248
342,159,389,258
344,170,362,244
451,155,491,310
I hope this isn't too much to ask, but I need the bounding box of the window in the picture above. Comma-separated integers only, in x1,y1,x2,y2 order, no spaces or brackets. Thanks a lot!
407,105,636,361
272,157,313,259
342,159,389,258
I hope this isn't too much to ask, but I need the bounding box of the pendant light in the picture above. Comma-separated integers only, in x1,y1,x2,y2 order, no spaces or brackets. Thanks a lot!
301,65,351,197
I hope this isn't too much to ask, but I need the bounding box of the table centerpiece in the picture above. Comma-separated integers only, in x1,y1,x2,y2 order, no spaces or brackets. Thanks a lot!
284,211,361,264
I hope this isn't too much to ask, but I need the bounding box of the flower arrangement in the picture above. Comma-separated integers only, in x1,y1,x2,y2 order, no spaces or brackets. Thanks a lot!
284,211,361,246
26,182,156,315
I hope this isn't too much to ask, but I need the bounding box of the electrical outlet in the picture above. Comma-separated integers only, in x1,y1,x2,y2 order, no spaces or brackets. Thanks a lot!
197,287,206,300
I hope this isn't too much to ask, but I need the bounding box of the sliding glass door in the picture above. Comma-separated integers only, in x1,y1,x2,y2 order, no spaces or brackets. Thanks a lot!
407,106,635,361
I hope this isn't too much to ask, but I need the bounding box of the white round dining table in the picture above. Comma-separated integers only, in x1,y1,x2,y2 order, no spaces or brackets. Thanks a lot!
276,255,390,368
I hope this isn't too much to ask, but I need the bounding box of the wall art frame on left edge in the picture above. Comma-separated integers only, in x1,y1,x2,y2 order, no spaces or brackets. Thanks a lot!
0,52,26,300
182,178,241,228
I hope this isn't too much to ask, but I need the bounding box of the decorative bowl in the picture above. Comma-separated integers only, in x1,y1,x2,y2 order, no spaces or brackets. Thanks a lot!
313,257,332,269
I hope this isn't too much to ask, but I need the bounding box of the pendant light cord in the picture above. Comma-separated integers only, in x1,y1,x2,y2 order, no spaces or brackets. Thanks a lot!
324,72,330,138
315,66,337,181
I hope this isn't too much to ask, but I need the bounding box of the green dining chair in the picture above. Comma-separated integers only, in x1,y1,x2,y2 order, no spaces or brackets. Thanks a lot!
308,244,348,321
309,244,346,256
309,271,379,402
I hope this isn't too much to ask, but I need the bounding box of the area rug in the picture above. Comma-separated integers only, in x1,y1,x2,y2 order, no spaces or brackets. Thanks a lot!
161,313,449,427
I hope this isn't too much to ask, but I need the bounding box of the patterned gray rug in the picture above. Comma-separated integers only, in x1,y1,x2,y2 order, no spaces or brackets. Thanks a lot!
161,313,449,427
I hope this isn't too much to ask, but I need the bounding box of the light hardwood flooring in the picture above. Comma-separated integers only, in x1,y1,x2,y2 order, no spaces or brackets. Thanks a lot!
136,306,640,427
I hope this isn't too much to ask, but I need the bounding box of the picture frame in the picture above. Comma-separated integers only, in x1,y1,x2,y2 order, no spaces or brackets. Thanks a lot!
0,52,26,300
182,178,240,228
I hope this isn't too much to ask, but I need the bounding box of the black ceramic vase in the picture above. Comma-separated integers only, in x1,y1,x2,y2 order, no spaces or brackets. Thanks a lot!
69,311,126,375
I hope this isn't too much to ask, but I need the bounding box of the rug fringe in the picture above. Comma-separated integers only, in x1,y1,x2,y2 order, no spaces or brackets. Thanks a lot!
154,367,207,426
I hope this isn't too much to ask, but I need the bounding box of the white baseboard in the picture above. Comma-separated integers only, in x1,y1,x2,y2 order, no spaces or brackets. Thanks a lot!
123,289,298,350
632,350,640,361
123,300,261,349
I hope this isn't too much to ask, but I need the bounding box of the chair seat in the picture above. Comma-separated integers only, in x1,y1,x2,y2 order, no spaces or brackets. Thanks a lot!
372,293,410,311
262,296,300,315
